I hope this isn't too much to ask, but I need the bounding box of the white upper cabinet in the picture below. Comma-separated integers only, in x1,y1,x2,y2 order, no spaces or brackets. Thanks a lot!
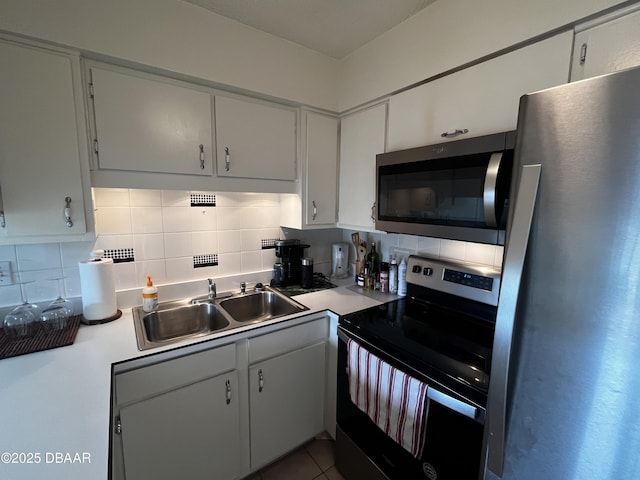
0,40,92,242
571,6,640,82
90,66,214,176
215,95,297,181
338,102,388,232
280,110,338,229
387,31,573,151
304,111,338,226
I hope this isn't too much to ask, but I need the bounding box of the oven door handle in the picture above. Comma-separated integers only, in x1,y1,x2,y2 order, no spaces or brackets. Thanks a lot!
427,386,478,420
338,326,482,422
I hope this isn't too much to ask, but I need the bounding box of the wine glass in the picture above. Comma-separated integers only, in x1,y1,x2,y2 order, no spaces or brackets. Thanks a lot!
3,281,41,340
39,277,74,333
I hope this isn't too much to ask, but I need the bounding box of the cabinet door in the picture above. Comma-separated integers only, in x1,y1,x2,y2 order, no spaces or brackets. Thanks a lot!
571,7,640,82
249,341,326,470
388,31,573,150
119,370,241,480
338,103,387,231
215,95,297,181
305,112,338,226
90,67,214,175
0,41,88,237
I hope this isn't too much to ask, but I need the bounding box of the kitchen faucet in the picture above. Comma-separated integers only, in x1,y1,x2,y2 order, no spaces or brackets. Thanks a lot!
208,278,216,299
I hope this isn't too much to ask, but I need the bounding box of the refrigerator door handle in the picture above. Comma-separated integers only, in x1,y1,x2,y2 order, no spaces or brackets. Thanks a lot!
483,152,504,227
485,163,542,477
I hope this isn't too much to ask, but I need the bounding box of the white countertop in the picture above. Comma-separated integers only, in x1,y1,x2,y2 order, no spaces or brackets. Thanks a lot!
0,284,391,480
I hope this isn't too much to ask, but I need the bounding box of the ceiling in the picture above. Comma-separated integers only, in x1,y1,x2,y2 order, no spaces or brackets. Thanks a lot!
181,0,435,59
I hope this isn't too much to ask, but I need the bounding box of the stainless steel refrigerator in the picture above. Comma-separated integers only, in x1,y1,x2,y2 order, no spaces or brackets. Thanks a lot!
484,64,640,479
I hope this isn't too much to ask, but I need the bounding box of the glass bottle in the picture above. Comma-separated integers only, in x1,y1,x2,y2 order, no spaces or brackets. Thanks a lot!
366,242,381,289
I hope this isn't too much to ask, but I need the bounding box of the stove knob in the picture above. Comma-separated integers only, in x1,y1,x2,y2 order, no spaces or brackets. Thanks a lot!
412,265,422,274
423,267,433,276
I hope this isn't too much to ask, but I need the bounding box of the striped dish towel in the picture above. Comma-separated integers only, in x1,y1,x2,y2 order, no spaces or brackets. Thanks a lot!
347,338,429,458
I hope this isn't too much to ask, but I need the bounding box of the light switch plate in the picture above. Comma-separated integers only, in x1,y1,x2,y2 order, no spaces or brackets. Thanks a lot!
0,261,13,285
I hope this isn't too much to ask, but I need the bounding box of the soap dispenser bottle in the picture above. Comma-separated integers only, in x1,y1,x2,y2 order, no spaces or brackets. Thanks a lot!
142,275,158,312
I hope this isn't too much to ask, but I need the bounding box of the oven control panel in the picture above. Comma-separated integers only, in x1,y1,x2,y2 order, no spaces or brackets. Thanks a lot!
406,255,501,306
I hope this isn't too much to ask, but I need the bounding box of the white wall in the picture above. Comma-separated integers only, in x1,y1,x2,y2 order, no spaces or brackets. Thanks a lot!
0,0,340,110
338,0,627,110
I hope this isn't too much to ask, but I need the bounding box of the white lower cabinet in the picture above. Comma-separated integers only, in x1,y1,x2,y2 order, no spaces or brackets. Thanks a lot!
112,315,330,480
119,371,241,480
249,341,326,469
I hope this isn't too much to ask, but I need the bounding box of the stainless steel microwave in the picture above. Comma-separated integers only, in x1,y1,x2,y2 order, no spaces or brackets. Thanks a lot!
376,131,515,245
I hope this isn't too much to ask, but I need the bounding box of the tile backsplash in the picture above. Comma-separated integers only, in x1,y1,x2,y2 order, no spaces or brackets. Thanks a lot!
0,186,503,309
92,188,283,290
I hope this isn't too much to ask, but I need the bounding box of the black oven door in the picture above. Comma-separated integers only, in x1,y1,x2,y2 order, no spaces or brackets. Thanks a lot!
335,328,485,480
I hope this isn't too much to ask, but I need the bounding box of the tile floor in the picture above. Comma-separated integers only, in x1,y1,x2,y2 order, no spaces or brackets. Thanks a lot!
243,438,345,480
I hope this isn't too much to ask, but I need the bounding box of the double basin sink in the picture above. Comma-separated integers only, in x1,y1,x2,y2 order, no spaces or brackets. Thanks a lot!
132,287,308,350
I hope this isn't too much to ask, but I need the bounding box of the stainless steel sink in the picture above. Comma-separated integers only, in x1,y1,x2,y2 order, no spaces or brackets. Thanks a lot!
132,287,308,350
133,300,230,350
217,290,307,323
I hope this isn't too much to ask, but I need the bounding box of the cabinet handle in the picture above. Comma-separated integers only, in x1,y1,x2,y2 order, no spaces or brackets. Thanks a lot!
225,379,232,405
199,144,205,170
225,147,230,172
579,43,588,66
64,197,73,228
258,369,264,392
370,202,377,223
312,201,317,221
441,129,469,138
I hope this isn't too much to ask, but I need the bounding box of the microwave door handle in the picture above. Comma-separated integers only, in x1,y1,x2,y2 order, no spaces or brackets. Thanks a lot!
483,152,504,227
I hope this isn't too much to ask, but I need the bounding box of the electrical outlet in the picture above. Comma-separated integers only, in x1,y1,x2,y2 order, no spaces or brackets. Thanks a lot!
0,261,14,285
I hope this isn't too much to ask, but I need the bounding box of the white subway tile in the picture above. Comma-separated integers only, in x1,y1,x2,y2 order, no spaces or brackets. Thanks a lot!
129,189,162,206
416,236,440,257
133,234,165,261
131,207,164,234
218,231,242,254
465,243,497,266
62,267,81,298
95,207,132,235
113,262,139,290
0,245,17,263
261,206,281,228
164,232,192,258
60,241,94,268
0,284,23,307
241,230,265,251
16,243,62,272
190,206,217,231
20,268,63,302
94,234,134,251
216,192,251,207
439,239,466,261
164,257,195,283
192,231,218,255
162,207,192,233
218,253,241,276
241,251,262,273
92,188,130,207
161,190,190,207
217,207,244,231
135,260,168,287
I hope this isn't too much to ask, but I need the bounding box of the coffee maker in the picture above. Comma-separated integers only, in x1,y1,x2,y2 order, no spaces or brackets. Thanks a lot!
271,239,310,287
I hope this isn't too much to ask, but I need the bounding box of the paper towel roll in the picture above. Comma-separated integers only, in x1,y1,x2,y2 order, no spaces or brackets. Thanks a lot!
79,258,117,321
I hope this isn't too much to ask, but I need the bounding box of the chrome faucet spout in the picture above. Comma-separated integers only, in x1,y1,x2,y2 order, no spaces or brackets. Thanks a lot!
240,282,246,294
208,278,217,299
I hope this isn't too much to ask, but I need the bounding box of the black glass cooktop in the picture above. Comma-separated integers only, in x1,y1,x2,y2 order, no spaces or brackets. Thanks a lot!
273,274,337,297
